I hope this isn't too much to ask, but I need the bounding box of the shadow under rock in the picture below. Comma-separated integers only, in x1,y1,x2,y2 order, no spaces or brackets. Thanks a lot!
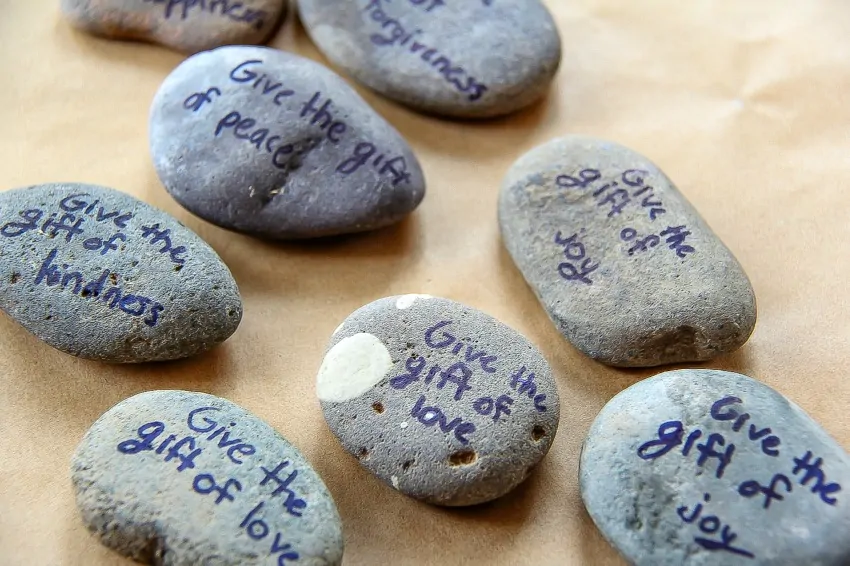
440,453,548,529
203,213,424,298
578,500,628,566
1,312,237,434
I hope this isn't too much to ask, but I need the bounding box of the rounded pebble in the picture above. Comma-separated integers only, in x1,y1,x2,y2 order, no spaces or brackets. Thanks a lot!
0,183,242,362
580,369,850,565
317,295,560,506
72,390,344,565
60,0,287,54
150,45,426,239
297,0,562,118
499,135,757,367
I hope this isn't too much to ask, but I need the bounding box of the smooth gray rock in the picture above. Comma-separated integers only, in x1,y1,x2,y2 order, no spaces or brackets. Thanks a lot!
150,45,426,239
499,136,757,367
316,295,560,506
72,390,344,565
0,183,241,362
580,369,850,566
61,0,287,54
297,0,562,118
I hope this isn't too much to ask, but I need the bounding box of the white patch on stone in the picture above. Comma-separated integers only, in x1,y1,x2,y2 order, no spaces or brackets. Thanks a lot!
399,421,408,429
332,322,344,336
316,333,392,402
395,294,433,309
391,475,400,490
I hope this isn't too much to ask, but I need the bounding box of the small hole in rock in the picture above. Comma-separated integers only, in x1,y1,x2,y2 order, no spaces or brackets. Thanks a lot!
532,426,546,441
10,272,20,284
449,450,477,466
109,273,118,285
402,460,414,472
174,265,183,272
372,401,385,414
357,448,369,459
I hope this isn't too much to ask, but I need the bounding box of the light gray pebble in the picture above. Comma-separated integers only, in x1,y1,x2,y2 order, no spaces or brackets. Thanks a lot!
71,390,344,565
297,0,562,118
61,0,287,54
316,295,560,506
0,183,241,362
580,369,850,566
150,45,426,240
499,136,757,367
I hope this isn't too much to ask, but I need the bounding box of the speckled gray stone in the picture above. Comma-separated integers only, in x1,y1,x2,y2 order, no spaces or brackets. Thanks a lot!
499,136,757,367
0,183,241,362
316,294,560,506
61,0,287,54
150,45,426,239
72,390,344,565
580,369,850,565
297,0,562,118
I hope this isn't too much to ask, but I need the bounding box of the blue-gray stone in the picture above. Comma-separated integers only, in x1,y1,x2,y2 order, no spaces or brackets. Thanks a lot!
580,369,850,565
297,0,562,118
72,390,344,565
150,45,426,239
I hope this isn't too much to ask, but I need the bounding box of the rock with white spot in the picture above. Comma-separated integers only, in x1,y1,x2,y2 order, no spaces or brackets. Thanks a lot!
499,135,757,367
580,369,850,565
317,295,560,506
72,390,344,565
297,0,562,118
0,183,241,362
150,45,426,239
61,0,287,54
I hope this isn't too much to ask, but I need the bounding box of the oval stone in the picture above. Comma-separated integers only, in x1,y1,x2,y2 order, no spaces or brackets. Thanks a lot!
297,0,562,118
72,390,344,565
0,183,242,362
60,0,287,54
316,295,560,506
499,136,757,367
580,369,850,566
150,45,426,239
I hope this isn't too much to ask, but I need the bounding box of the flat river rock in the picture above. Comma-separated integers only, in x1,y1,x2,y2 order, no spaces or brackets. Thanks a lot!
72,390,344,565
150,45,426,239
0,183,241,362
499,135,757,367
61,0,287,53
316,295,560,506
297,0,562,118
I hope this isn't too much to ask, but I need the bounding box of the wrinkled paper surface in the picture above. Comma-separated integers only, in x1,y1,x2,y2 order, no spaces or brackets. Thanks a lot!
2,1,849,564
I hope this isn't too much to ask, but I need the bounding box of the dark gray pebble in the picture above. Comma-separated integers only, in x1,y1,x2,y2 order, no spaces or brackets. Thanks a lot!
150,45,426,239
